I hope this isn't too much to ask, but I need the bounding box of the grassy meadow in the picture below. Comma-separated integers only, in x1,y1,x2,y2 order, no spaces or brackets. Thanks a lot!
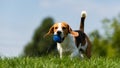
0,56,120,68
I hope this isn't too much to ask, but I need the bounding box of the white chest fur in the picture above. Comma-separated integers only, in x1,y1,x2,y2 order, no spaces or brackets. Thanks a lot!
57,34,80,58
57,34,77,52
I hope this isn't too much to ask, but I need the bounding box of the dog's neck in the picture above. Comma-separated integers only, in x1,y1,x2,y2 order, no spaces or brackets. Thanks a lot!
57,34,74,45
56,34,77,53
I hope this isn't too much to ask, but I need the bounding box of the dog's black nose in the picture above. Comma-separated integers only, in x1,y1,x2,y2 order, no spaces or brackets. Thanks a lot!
57,31,62,35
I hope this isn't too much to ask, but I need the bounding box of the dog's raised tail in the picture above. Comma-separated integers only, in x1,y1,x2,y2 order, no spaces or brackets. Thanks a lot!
80,11,87,32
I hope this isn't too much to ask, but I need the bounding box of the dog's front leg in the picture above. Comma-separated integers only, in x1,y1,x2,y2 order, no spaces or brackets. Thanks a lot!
57,43,63,59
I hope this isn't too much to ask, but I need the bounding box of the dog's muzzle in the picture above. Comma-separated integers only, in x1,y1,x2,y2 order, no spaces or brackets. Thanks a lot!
53,35,64,43
57,31,62,36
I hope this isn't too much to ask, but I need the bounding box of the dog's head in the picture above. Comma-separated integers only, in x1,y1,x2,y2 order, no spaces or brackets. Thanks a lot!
45,22,78,41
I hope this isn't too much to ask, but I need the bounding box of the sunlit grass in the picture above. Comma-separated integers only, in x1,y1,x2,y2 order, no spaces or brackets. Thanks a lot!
0,56,120,68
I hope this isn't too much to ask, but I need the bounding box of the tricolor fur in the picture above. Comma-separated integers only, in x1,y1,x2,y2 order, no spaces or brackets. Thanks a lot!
45,11,91,59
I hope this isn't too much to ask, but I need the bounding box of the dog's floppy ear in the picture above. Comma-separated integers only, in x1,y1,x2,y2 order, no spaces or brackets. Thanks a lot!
44,26,54,37
68,26,79,37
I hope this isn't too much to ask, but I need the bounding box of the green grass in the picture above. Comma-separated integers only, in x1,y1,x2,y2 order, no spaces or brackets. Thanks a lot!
0,56,120,68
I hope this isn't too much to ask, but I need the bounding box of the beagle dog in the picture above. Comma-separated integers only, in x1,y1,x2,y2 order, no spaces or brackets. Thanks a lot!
45,11,91,59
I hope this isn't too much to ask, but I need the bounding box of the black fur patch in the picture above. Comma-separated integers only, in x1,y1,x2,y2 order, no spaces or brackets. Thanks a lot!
74,30,86,47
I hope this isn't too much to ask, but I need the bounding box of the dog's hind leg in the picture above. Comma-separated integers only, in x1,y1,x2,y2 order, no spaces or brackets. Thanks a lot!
70,49,80,59
85,35,92,58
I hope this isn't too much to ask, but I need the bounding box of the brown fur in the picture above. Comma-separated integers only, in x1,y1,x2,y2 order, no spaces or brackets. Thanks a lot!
45,22,78,37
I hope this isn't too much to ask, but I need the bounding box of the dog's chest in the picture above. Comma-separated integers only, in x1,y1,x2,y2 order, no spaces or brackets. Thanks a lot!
60,34,77,52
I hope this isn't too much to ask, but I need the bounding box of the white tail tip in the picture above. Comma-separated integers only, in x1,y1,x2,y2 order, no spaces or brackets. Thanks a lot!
81,11,87,18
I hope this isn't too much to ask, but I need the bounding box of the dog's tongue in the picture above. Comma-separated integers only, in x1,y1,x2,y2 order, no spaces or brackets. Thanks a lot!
53,35,62,43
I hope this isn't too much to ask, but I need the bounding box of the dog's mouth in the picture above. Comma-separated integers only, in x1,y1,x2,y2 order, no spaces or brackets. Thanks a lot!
57,32,65,43
53,31,65,43
58,35,65,43
53,35,65,43
58,36,64,43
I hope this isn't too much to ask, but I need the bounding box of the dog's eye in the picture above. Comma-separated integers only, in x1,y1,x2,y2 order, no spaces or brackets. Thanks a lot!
55,27,58,29
62,27,66,30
